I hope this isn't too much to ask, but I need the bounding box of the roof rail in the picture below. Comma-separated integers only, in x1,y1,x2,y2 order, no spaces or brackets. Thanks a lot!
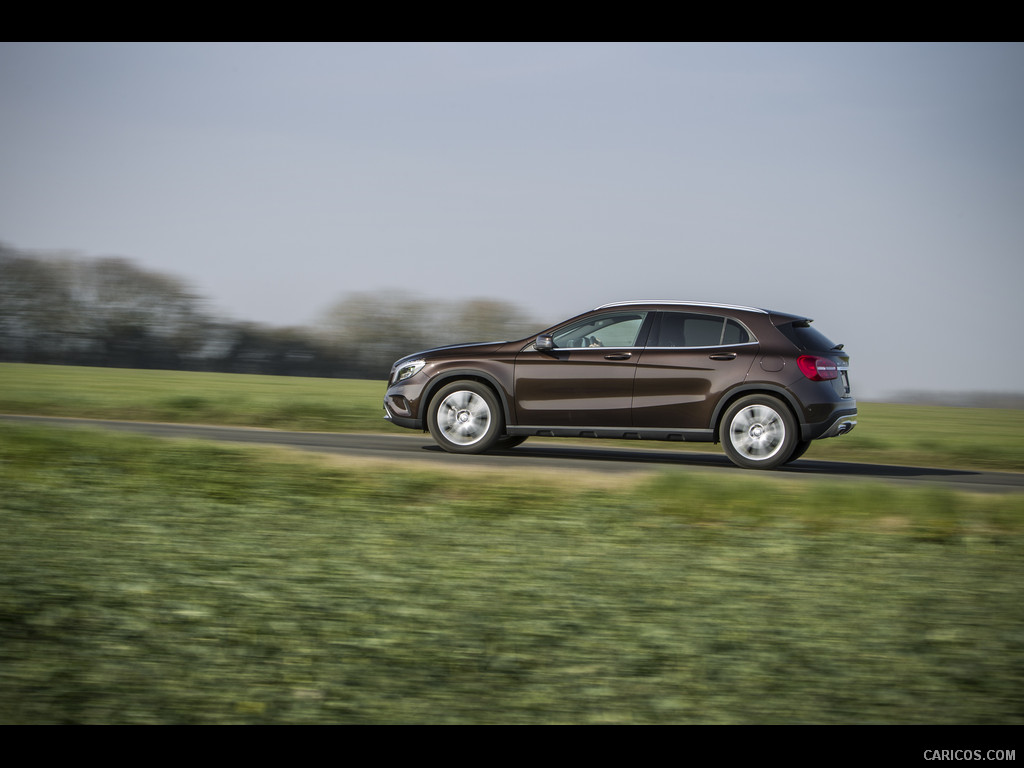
595,300,768,314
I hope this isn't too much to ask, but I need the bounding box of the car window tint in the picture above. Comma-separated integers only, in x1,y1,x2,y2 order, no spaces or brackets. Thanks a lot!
682,316,723,346
722,319,751,345
777,322,836,352
652,313,753,347
553,313,646,348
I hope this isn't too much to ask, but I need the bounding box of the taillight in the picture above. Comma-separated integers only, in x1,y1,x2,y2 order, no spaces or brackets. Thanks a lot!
797,355,839,381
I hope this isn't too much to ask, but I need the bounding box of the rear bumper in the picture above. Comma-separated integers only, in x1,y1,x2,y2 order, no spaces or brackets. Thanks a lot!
802,407,858,441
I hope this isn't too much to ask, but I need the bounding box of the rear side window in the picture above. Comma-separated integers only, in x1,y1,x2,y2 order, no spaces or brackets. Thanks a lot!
776,321,838,352
651,312,753,348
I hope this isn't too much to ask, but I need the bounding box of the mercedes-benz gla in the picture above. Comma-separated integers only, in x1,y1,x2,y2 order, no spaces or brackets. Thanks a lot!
384,301,856,469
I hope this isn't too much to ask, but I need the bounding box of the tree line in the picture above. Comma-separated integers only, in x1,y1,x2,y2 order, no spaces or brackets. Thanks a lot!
0,243,541,380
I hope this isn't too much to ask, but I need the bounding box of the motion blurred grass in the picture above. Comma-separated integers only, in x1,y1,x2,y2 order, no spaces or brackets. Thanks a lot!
2,363,1023,471
1,422,1022,723
0,362,384,431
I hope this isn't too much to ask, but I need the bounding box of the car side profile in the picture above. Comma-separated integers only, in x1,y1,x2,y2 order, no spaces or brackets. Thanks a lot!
383,301,857,469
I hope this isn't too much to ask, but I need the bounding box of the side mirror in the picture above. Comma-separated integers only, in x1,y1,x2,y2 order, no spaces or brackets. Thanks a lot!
534,334,554,351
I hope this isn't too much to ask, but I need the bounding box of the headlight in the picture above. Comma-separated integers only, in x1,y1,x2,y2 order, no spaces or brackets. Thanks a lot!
392,359,425,385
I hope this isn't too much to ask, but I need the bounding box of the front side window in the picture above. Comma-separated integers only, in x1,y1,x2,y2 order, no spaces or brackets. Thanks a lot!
552,312,647,348
650,312,753,348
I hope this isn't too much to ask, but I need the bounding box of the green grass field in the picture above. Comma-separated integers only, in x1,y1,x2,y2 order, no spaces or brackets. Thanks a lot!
1,364,1022,723
1,422,1022,724
1,363,1022,471
0,363,385,431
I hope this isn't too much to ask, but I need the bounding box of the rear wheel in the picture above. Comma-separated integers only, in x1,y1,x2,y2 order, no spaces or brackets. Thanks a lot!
786,440,812,463
427,381,504,454
720,395,797,470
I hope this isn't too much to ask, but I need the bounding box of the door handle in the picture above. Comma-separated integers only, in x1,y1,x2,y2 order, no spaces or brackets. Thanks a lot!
604,353,632,360
709,352,737,361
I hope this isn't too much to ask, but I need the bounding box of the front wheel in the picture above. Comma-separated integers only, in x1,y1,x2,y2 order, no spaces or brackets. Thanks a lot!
427,381,504,454
720,395,797,470
495,435,528,450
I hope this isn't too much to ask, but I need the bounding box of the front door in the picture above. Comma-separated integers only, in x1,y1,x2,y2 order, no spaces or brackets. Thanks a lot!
513,311,650,427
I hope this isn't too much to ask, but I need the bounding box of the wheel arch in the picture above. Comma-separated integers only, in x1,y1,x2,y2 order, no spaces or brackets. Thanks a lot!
710,384,802,443
420,370,513,432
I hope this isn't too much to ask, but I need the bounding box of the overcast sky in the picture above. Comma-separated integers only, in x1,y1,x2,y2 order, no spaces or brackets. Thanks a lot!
2,42,1022,399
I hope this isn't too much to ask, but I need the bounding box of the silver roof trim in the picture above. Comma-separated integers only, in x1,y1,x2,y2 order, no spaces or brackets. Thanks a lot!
595,300,769,314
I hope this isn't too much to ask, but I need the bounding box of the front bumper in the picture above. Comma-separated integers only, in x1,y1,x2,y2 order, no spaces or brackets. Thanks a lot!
383,387,424,430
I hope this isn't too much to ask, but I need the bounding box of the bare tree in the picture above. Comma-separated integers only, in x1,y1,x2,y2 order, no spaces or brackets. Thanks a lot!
0,245,214,368
1,243,543,379
318,292,541,379
447,298,539,344
0,246,77,360
318,291,436,379
64,256,210,366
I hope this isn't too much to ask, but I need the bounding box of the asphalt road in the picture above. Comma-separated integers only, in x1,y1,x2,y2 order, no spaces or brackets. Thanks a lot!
6,413,1024,494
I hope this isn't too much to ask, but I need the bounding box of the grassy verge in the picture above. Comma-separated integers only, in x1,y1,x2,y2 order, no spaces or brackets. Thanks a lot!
1,423,1021,723
0,362,385,431
3,363,1023,472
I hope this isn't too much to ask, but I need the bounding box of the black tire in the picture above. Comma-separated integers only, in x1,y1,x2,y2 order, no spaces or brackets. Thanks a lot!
720,395,798,470
426,381,504,454
495,435,528,450
786,440,812,464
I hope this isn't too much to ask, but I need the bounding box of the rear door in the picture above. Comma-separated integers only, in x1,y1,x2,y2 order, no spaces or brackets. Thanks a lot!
632,311,759,430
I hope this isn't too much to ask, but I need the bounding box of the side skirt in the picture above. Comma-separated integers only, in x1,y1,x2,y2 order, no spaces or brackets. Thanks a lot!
506,426,716,442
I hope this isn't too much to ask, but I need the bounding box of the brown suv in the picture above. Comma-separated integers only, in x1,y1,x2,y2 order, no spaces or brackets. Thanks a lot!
384,301,856,469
